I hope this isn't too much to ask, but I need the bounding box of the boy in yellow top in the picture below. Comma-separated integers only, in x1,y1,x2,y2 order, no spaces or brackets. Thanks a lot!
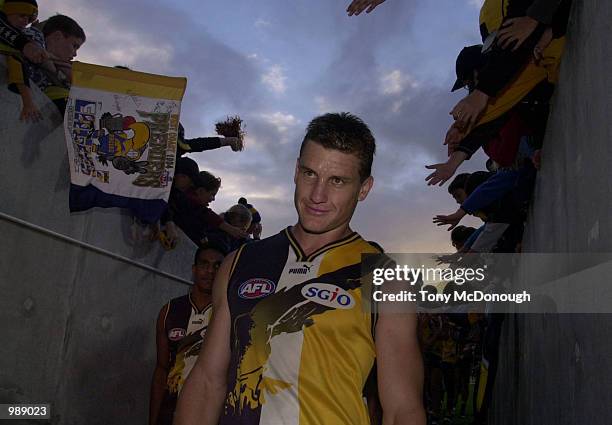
7,13,85,116
1,0,42,122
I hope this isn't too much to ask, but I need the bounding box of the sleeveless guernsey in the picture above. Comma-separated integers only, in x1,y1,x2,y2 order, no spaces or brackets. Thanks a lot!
220,227,381,425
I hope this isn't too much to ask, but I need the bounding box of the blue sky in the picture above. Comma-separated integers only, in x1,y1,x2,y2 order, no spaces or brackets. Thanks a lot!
48,0,487,252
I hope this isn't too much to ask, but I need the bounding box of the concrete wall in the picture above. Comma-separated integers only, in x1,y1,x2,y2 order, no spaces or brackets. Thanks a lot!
492,1,612,424
0,57,196,424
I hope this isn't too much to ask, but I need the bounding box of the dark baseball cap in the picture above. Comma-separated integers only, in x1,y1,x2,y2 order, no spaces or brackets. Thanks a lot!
451,45,485,92
175,157,200,182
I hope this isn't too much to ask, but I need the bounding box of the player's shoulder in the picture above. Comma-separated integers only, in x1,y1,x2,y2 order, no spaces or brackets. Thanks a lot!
350,235,385,254
167,294,190,309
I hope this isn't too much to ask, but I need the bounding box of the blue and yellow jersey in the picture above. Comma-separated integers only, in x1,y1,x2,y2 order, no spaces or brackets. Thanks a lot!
221,227,381,425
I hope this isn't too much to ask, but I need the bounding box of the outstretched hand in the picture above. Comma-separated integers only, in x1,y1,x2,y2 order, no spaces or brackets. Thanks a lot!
496,16,539,50
425,151,467,187
444,122,467,156
450,90,489,129
433,209,466,231
347,0,386,16
425,162,456,187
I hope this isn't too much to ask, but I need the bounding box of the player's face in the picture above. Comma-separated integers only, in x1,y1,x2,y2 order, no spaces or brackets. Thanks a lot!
294,141,373,236
192,249,224,294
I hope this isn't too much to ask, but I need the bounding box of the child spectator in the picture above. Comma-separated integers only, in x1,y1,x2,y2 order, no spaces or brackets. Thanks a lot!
0,0,47,63
2,0,42,121
7,13,85,115
161,161,248,248
206,204,253,253
238,197,262,239
193,171,249,243
447,173,470,205
160,157,203,248
450,226,476,251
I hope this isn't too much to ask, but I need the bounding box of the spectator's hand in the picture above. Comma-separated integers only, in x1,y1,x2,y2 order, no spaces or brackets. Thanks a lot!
19,101,42,123
148,222,160,242
433,209,466,231
533,27,553,62
425,161,457,186
444,123,467,155
496,16,539,50
22,41,48,64
450,90,489,129
224,136,244,152
347,0,386,16
159,222,178,250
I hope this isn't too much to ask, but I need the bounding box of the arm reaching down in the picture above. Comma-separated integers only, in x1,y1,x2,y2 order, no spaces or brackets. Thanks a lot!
425,151,468,187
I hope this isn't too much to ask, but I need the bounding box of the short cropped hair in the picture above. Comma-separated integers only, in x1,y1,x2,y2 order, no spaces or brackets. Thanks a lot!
43,14,86,41
448,173,470,194
299,112,375,182
198,170,221,192
193,241,227,264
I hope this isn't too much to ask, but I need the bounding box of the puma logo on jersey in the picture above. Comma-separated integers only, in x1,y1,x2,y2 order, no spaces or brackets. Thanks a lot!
288,264,313,275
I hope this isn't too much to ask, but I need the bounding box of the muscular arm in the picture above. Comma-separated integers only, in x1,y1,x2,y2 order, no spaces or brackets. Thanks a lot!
149,304,170,425
174,251,235,425
376,312,426,425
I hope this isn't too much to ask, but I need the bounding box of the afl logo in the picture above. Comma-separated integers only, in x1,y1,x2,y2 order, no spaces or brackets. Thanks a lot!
168,328,186,341
238,278,276,299
301,283,355,309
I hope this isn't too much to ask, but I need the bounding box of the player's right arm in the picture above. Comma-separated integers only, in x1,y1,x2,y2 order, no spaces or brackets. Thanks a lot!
173,251,235,425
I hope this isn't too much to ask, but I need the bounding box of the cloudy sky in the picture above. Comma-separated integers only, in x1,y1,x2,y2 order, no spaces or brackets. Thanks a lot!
47,0,488,252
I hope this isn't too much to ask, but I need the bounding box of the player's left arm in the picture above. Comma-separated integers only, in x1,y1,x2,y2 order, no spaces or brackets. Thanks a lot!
376,311,426,425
